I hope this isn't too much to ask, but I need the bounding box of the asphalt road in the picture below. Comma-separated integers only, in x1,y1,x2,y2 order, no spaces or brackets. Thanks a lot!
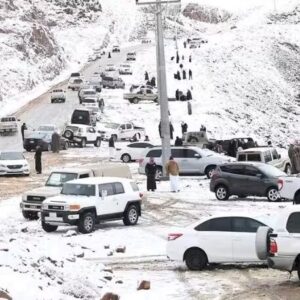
0,44,144,151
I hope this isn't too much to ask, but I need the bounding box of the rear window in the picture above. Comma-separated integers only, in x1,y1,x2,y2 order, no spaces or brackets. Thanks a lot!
247,153,262,162
46,172,78,187
146,149,161,158
195,217,231,232
286,212,300,233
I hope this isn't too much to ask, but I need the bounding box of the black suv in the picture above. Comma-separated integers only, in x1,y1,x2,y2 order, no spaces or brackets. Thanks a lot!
210,162,286,202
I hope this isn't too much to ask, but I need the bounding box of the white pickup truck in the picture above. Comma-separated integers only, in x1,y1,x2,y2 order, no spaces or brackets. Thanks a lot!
99,122,145,141
123,87,158,104
0,116,18,135
278,175,300,204
255,207,300,280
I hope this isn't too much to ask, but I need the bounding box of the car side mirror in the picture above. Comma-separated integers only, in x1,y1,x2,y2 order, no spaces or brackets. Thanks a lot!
194,154,201,159
101,190,107,200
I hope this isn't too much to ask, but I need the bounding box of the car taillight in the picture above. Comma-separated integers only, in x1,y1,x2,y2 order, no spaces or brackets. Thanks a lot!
269,239,278,255
139,192,143,198
168,233,183,241
278,179,283,191
138,158,144,165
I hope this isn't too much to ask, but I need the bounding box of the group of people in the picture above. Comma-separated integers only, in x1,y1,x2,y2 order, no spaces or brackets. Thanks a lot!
144,72,156,87
175,89,192,101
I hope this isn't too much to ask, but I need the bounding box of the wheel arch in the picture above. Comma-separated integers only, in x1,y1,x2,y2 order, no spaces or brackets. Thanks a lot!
183,247,208,262
124,201,141,216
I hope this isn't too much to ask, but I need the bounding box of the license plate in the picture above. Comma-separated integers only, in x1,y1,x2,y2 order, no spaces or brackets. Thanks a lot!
30,141,34,143
49,212,57,218
30,205,39,209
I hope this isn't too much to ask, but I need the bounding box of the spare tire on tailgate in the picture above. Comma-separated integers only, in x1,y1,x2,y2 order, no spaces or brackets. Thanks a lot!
63,129,74,140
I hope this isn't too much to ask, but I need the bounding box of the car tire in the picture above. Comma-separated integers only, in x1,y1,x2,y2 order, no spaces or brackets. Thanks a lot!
42,221,58,233
64,130,73,140
294,192,300,205
64,141,69,150
94,138,101,147
155,166,163,180
78,212,96,234
133,98,139,104
123,204,139,226
205,165,216,179
285,164,292,175
80,138,87,148
267,187,280,202
121,153,131,163
255,226,273,260
185,248,207,271
215,185,229,200
22,210,39,220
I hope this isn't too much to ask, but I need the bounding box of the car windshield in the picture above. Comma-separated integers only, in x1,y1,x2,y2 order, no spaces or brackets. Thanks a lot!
103,123,119,129
259,164,286,178
0,152,24,160
46,172,78,187
61,183,95,196
38,126,54,131
82,99,96,103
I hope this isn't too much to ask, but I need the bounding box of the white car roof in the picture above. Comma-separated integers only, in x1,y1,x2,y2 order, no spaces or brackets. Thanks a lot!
66,177,132,185
50,168,92,174
239,147,274,153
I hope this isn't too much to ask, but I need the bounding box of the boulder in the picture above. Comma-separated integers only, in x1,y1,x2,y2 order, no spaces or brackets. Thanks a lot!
100,292,119,300
0,289,12,300
137,280,151,290
115,246,126,253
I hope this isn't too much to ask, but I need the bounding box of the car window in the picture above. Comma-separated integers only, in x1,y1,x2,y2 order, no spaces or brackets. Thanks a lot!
146,149,161,158
247,153,262,162
264,151,272,163
120,125,126,130
194,217,231,232
114,182,125,194
232,217,266,233
129,143,146,148
185,149,199,158
244,166,261,177
98,183,114,196
171,148,184,158
286,212,300,233
79,173,89,179
130,182,139,191
126,124,132,129
238,154,246,161
272,149,279,159
220,165,244,175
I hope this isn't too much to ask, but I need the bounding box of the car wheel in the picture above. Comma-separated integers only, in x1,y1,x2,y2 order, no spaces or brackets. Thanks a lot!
94,138,101,147
78,212,96,234
267,187,280,202
22,210,39,220
215,185,229,200
47,143,52,152
42,221,58,233
80,138,86,148
123,205,139,226
155,166,163,180
64,141,69,150
294,192,300,205
133,98,139,104
255,226,273,260
285,164,292,175
121,153,131,163
205,165,216,179
185,248,207,271
64,130,73,140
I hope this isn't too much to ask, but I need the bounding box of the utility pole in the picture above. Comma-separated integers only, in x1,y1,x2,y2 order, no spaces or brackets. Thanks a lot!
136,0,180,177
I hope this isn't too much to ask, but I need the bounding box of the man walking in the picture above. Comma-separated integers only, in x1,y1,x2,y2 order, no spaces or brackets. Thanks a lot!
34,145,42,174
21,123,27,141
189,69,192,80
51,131,60,153
108,135,115,160
181,122,188,135
165,156,180,192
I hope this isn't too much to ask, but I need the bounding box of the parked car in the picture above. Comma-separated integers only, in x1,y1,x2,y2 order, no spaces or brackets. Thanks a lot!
87,79,102,92
278,175,300,203
116,142,154,163
70,108,97,126
23,132,69,152
126,52,136,61
119,64,133,75
104,64,117,72
68,78,83,91
123,87,158,104
138,146,233,179
237,147,291,174
210,162,286,202
70,72,81,78
99,122,145,141
255,207,300,280
167,213,273,270
112,45,120,52
50,89,66,103
102,76,125,89
0,116,18,135
0,151,30,176
182,131,210,147
78,88,98,104
41,177,143,233
63,124,101,148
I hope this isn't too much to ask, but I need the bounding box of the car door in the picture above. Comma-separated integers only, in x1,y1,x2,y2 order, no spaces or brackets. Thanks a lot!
125,123,133,139
194,217,233,262
170,148,185,172
129,143,149,160
119,124,126,139
97,183,118,215
242,166,266,196
87,126,96,142
112,182,127,213
182,149,201,173
231,217,267,262
225,165,246,196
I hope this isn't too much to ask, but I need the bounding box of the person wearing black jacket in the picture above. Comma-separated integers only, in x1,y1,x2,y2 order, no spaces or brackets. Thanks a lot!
21,123,27,141
108,135,115,160
145,157,157,191
174,136,183,146
34,145,42,174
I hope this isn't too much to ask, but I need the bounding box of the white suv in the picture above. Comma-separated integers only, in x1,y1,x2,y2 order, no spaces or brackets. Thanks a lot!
138,146,234,179
0,116,18,135
41,177,143,233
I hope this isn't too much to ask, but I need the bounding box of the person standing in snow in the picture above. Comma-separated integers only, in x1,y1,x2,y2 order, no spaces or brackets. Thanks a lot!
21,123,27,141
145,71,149,81
174,136,183,146
108,52,111,58
145,157,157,192
183,41,187,48
189,55,192,63
176,52,180,63
170,122,174,140
99,98,105,113
189,69,192,80
34,146,42,174
108,135,115,160
51,131,60,153
165,156,180,192
182,55,184,60
182,70,186,80
187,89,192,100
175,89,179,101
181,122,188,135
150,77,156,87
177,71,181,80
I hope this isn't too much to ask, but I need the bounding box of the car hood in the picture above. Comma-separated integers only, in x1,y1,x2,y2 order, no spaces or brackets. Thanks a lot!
0,159,27,165
24,186,61,197
44,194,96,205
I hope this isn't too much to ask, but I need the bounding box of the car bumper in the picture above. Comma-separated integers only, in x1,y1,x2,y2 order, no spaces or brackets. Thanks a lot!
0,128,17,133
267,256,295,272
0,167,30,175
166,242,184,261
41,210,80,226
21,202,42,212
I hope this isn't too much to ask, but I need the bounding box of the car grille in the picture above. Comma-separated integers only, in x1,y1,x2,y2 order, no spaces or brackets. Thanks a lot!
7,165,22,169
27,195,46,202
48,205,65,211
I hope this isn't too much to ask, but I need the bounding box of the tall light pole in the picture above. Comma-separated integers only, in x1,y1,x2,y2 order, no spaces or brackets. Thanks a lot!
136,0,180,177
